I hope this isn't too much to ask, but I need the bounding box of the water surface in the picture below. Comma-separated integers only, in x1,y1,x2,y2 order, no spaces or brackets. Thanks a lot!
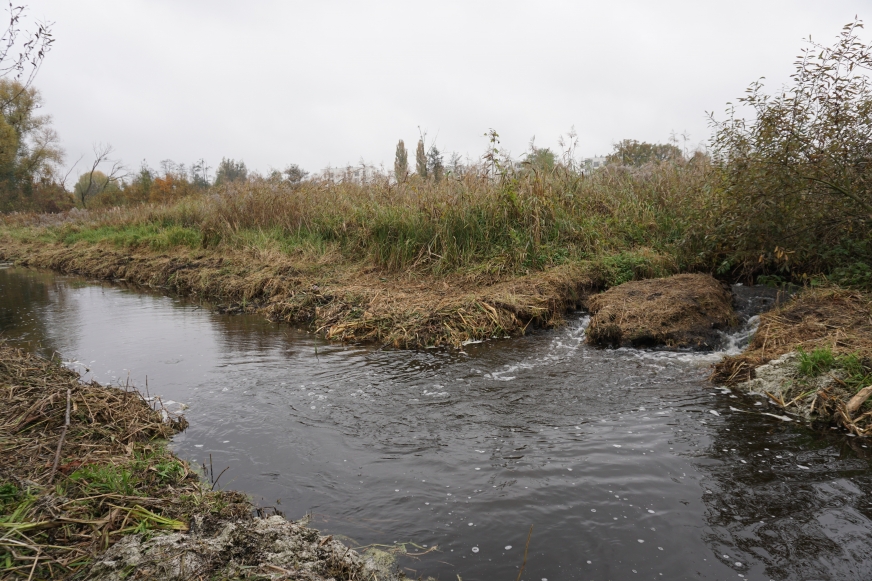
2,266,871,581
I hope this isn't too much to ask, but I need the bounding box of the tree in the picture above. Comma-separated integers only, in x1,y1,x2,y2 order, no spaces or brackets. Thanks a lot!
448,152,465,178
427,146,444,182
121,160,154,204
76,144,126,208
283,163,308,185
524,147,556,172
0,79,63,210
0,5,63,213
709,18,872,273
415,139,427,179
606,139,683,167
190,158,211,189
214,157,247,186
149,174,191,204
0,4,54,93
73,169,121,207
394,139,408,183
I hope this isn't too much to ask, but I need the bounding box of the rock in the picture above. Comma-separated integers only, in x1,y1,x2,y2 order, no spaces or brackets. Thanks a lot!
735,351,847,420
85,515,403,581
586,274,737,350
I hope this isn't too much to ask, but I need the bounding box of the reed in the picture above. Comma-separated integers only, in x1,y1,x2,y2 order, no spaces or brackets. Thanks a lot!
2,158,718,278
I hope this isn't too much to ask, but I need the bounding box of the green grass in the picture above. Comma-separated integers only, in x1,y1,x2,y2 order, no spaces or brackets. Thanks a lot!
3,153,869,287
797,346,872,394
0,481,19,506
797,347,837,377
67,463,140,496
58,223,202,251
1,160,719,279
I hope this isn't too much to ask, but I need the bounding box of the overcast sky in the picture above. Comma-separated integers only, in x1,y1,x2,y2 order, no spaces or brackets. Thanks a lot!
24,0,871,179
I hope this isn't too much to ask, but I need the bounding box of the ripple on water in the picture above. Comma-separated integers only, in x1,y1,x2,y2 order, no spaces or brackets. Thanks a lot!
2,269,872,581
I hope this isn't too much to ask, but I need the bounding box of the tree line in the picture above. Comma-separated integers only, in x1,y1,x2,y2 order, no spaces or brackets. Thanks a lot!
0,73,313,212
1,1,870,289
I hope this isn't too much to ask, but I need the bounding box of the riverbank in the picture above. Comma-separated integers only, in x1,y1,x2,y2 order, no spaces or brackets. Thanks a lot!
711,287,872,435
0,344,399,580
0,236,619,348
0,161,717,348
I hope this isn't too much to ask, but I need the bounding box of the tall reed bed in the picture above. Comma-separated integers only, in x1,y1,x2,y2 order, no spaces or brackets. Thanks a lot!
17,158,718,278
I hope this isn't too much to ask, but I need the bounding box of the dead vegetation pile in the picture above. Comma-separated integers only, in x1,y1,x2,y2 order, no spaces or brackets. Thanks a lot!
711,287,872,435
0,239,597,348
0,347,187,483
0,344,240,578
585,273,737,349
0,345,399,580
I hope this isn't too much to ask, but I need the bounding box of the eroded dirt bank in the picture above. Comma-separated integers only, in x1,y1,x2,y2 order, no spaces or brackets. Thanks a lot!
0,344,401,580
0,239,596,349
586,273,737,349
711,287,872,435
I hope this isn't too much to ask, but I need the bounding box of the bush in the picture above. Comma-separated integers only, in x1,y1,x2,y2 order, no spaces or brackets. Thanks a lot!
709,19,872,279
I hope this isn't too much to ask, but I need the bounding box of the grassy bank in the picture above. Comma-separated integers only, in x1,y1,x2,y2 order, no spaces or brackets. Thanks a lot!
0,344,401,580
712,287,872,434
0,344,247,578
4,160,715,277
0,159,734,348
0,163,712,346
1,153,869,347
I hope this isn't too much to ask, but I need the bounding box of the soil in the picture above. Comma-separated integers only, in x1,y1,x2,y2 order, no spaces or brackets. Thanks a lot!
585,273,737,349
0,238,598,349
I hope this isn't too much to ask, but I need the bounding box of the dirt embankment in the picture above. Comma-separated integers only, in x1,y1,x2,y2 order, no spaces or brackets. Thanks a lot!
0,238,597,349
585,273,737,349
711,288,872,435
0,344,401,580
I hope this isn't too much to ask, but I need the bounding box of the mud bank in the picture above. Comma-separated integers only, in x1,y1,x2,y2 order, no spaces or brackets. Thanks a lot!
586,273,737,349
0,239,597,349
712,287,872,435
0,344,401,580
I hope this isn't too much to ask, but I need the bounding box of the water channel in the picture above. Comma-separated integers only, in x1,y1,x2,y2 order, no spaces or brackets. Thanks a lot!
2,265,872,581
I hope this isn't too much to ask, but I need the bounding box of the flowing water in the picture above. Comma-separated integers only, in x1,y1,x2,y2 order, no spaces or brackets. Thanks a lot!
2,265,872,581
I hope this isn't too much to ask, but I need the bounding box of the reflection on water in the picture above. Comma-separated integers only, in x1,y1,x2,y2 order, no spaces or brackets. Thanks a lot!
2,266,871,581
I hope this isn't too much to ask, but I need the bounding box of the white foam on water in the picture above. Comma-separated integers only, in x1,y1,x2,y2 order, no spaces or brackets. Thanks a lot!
622,313,763,365
482,315,589,382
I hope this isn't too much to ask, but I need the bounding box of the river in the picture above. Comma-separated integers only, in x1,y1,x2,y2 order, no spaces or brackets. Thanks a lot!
2,265,871,581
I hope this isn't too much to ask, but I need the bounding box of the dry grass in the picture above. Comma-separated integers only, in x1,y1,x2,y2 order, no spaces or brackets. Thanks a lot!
0,157,706,348
0,158,757,348
0,238,604,348
5,159,714,276
0,344,249,579
711,287,872,384
710,287,872,435
586,274,737,349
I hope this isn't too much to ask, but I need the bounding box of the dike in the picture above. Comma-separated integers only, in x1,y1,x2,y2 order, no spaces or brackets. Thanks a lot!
0,238,596,349
585,273,738,350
